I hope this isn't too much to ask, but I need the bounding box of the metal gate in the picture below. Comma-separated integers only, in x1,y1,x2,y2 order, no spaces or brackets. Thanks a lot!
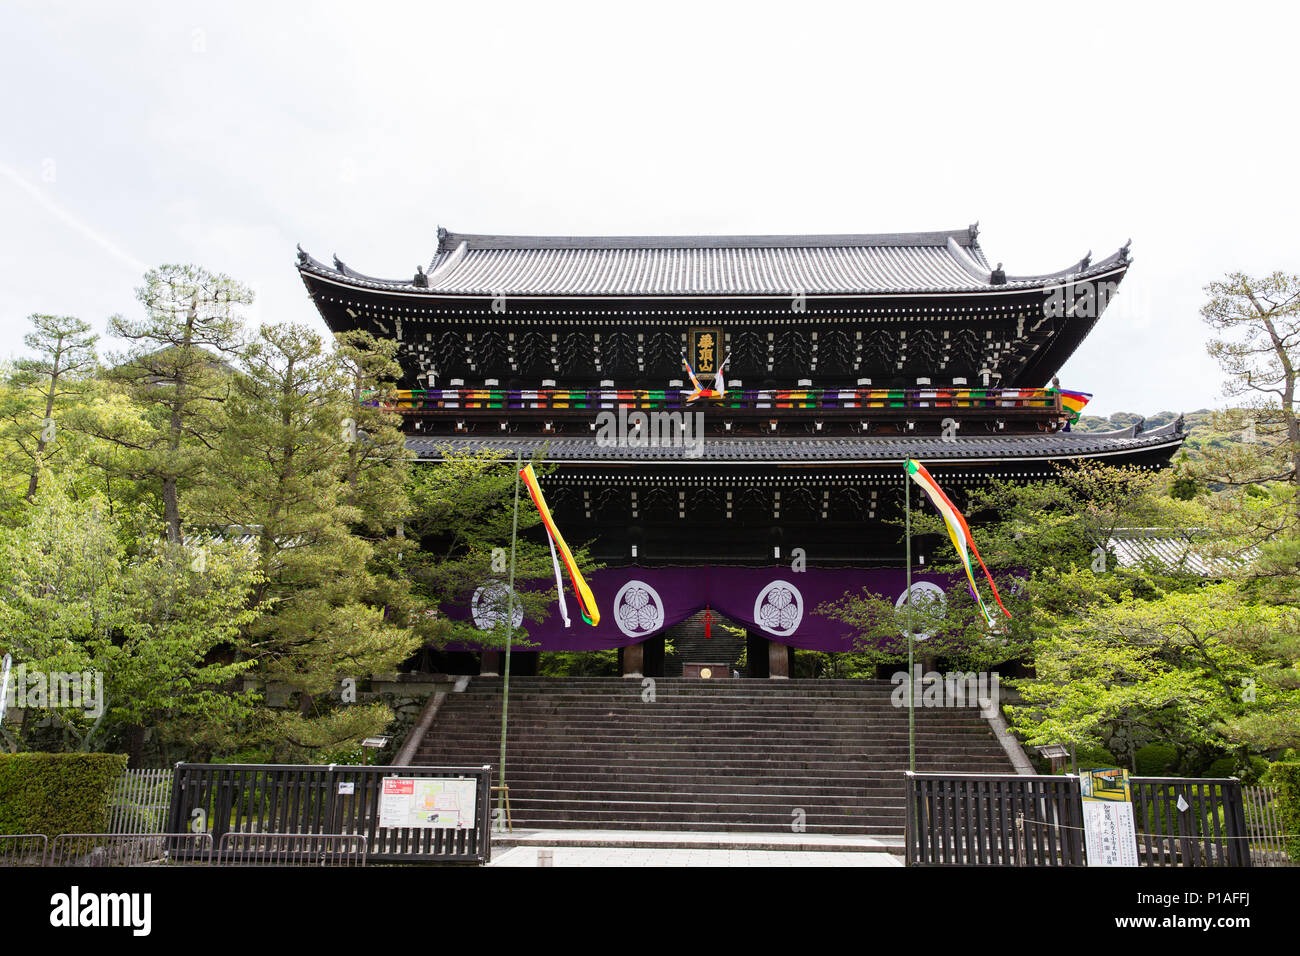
905,772,1252,867
167,763,492,864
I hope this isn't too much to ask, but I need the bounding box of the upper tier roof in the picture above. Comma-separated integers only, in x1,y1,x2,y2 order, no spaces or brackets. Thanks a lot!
297,224,1131,298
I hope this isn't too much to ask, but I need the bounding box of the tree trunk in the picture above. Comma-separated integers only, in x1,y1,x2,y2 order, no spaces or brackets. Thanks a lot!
26,336,63,500
125,724,146,769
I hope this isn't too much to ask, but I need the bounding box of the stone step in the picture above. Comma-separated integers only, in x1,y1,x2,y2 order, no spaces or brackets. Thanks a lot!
419,755,1007,775
410,677,1012,834
502,789,906,810
470,774,910,795
422,739,1006,755
496,809,904,834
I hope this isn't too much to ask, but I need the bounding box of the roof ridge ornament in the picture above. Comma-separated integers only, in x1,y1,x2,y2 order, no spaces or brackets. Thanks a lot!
990,262,1006,285
1119,239,1132,263
968,221,980,241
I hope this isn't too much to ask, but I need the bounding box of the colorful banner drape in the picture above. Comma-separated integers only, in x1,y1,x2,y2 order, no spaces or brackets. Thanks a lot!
905,459,1010,627
442,566,955,652
1054,388,1092,426
520,464,600,627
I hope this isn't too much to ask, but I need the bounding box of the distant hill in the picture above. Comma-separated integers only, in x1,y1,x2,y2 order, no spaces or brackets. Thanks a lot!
1072,408,1228,459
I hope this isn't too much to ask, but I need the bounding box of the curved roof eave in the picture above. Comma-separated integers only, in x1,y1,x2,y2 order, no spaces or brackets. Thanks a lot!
296,248,1132,302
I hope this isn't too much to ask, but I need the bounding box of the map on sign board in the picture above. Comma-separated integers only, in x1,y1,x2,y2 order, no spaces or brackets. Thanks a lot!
1080,768,1139,867
378,777,477,830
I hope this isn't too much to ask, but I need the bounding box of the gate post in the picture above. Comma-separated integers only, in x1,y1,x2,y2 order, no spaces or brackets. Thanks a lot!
768,640,789,679
1225,778,1251,867
622,640,644,678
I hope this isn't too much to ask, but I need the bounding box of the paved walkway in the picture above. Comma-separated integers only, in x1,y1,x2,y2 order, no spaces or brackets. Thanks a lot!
489,845,902,867
486,829,904,866
492,828,904,853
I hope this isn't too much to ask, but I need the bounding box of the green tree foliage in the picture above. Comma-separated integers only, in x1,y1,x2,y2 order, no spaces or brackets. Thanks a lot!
92,265,252,542
0,315,98,505
0,477,260,757
1178,272,1300,584
817,463,1196,672
195,322,420,759
1009,583,1299,769
0,264,597,764
405,448,598,651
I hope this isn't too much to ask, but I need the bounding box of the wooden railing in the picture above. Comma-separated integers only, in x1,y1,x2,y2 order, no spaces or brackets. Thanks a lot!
377,386,1064,414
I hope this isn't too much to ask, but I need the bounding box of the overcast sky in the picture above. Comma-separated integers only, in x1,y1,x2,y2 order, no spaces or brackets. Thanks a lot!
3,1,1296,416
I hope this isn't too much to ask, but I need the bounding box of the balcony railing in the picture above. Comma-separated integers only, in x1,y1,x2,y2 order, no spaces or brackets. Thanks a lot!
377,387,1064,414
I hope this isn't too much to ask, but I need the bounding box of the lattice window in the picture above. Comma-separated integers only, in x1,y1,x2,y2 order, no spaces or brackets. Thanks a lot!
559,331,594,375
474,330,509,372
644,330,683,376
600,329,638,376
515,329,554,374
772,329,810,375
729,328,768,376
815,328,854,374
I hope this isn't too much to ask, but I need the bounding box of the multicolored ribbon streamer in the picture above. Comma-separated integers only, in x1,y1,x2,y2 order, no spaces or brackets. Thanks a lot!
681,351,728,402
905,458,1010,627
520,463,599,627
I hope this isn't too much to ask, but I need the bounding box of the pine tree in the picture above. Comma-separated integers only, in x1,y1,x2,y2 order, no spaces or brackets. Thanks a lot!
94,265,251,542
0,314,98,504
198,322,418,758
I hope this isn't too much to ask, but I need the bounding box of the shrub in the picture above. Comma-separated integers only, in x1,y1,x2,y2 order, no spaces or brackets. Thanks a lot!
1051,746,1120,774
1206,755,1269,784
0,753,129,837
1135,743,1179,776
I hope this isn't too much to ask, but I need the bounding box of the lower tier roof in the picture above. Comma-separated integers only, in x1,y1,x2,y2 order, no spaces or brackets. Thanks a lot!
406,419,1184,466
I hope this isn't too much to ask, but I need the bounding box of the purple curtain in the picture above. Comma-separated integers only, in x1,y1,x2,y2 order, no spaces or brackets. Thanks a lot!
443,566,954,652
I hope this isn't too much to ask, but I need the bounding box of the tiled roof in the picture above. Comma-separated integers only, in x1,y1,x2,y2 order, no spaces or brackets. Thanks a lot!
407,422,1184,465
297,226,1131,298
1108,529,1253,576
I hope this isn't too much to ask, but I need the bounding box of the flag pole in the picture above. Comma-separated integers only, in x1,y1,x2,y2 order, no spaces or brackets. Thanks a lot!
498,451,522,821
904,460,915,773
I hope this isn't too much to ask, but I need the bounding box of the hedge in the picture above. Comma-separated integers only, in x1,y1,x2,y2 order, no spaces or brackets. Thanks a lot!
1134,743,1179,776
1267,762,1300,863
0,753,129,837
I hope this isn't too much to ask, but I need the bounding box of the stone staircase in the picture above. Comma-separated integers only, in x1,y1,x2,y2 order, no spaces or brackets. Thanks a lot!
664,611,746,677
413,677,1014,835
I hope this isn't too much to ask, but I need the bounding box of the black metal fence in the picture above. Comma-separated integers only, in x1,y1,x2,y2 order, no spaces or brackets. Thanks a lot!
215,832,368,866
166,763,493,864
906,772,1252,867
47,833,213,867
905,773,1086,866
1130,777,1250,867
0,834,49,867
